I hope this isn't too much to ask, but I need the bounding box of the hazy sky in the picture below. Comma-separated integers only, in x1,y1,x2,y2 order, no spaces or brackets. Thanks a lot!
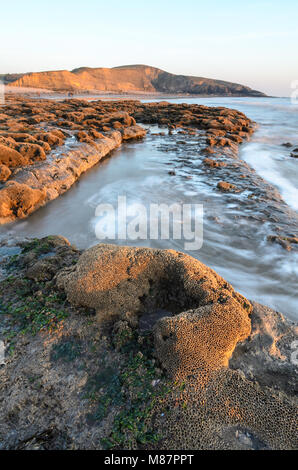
1,0,297,96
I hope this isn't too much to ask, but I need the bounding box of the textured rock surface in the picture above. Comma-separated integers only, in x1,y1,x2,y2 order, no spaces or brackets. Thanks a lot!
56,244,251,320
54,243,298,450
0,181,46,221
154,298,251,380
229,301,298,396
0,98,147,224
0,164,11,182
0,131,125,224
0,239,297,450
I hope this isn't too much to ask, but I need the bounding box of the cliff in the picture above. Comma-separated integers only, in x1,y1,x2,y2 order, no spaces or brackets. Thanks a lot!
9,64,266,96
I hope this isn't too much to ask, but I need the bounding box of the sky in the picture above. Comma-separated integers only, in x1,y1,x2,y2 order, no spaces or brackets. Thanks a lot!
1,0,297,96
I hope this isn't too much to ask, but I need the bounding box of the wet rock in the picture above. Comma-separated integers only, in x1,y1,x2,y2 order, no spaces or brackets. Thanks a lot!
20,236,78,280
26,259,58,281
2,132,37,144
51,129,66,140
206,137,217,146
120,125,146,140
217,181,237,192
75,131,94,145
227,134,243,144
0,135,17,149
16,143,46,163
282,142,292,148
0,131,127,224
112,121,123,129
267,234,298,251
230,301,298,397
0,98,254,224
88,129,104,140
206,129,226,137
202,146,215,154
203,158,226,168
34,132,64,148
235,430,254,447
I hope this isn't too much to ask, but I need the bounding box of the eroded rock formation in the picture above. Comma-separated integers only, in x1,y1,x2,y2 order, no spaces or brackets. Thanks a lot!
55,243,296,449
56,243,251,320
0,238,297,449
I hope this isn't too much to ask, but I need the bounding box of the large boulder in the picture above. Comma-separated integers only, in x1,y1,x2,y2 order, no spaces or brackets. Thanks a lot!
56,244,251,323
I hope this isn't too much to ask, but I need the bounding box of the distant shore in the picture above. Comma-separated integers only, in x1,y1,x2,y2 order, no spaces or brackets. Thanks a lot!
3,85,271,101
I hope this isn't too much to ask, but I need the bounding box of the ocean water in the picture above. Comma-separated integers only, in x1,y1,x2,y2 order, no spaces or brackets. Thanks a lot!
147,96,298,211
1,97,297,320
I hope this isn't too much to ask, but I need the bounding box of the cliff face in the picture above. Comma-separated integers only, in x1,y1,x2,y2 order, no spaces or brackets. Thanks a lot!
0,73,25,84
153,70,264,96
9,64,266,96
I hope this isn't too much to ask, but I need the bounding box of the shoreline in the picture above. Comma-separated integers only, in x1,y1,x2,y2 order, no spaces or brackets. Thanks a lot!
0,97,254,225
0,128,145,225
3,86,275,100
1,97,297,252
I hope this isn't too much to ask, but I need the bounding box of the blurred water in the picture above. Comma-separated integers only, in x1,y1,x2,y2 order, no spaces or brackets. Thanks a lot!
0,97,297,320
146,96,298,210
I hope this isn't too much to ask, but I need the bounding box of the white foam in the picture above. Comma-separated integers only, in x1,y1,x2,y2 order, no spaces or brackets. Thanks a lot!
241,144,298,211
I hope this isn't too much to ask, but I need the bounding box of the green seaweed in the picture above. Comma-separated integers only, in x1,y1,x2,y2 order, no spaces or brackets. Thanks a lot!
85,332,170,449
50,339,83,363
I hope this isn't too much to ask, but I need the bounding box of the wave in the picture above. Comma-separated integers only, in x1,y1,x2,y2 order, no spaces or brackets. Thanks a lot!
241,144,298,211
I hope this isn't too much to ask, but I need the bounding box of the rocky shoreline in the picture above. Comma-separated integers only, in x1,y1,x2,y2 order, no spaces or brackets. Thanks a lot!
1,97,297,252
0,98,147,224
0,236,297,450
147,114,298,253
0,96,254,225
